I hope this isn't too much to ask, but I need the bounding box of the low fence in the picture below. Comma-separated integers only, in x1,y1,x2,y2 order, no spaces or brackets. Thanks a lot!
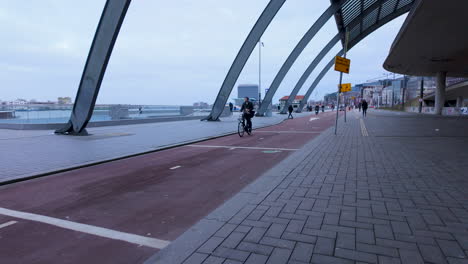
405,106,468,115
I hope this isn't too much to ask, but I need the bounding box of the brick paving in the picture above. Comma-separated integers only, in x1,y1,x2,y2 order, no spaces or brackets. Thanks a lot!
148,110,468,264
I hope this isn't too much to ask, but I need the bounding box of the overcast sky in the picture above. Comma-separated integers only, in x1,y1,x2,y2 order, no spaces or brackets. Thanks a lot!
0,0,407,105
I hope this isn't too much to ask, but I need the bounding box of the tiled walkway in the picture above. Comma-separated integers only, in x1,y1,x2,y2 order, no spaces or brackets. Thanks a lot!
148,110,468,264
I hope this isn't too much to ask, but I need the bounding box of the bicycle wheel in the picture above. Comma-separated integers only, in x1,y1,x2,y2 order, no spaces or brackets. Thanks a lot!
238,122,244,137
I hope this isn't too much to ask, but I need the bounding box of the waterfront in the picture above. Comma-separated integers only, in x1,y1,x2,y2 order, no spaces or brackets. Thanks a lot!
0,105,204,124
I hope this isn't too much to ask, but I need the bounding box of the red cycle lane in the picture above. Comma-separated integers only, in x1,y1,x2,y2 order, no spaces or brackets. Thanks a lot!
0,111,337,264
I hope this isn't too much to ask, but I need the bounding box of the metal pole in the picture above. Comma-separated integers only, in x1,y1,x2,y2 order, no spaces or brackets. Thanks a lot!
392,73,395,108
419,77,424,113
335,29,349,135
258,40,262,107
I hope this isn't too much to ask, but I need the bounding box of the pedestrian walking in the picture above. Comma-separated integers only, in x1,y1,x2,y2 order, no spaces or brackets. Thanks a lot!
288,105,294,119
321,105,325,113
362,100,368,117
358,102,362,112
229,102,233,112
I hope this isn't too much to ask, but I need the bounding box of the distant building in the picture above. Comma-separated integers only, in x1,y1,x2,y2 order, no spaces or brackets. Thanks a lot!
238,84,258,101
279,95,305,109
58,97,73,104
193,102,209,109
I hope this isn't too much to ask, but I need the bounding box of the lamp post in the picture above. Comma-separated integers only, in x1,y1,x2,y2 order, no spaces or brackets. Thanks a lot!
258,40,264,108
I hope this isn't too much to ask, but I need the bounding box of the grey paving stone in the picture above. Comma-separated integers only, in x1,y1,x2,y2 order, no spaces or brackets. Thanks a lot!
223,260,243,264
322,224,355,234
446,257,468,264
234,225,252,234
399,249,424,264
198,237,225,254
260,237,296,249
374,225,395,239
282,231,317,244
212,247,250,262
334,248,378,263
242,219,272,228
357,228,376,244
302,228,337,239
437,239,466,258
311,254,354,264
237,242,274,256
245,253,269,264
221,232,246,249
356,242,399,258
265,223,287,238
314,237,335,256
375,238,418,250
336,232,356,250
391,221,412,235
286,220,306,233
378,255,402,264
418,244,448,264
202,256,225,264
183,253,209,264
214,224,238,238
244,227,268,243
267,248,292,264
394,233,436,245
290,242,314,263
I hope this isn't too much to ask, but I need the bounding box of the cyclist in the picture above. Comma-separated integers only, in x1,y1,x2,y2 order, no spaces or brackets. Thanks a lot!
240,97,254,132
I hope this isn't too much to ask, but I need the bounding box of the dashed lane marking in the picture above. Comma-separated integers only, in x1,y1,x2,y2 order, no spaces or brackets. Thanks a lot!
360,119,369,137
0,220,17,229
309,117,319,121
169,166,181,170
0,207,170,249
187,145,299,151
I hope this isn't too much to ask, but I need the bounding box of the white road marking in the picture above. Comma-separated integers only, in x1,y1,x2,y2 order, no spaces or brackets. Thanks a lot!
0,220,17,229
255,131,321,134
188,145,298,151
309,117,319,121
360,119,369,137
170,166,181,170
0,207,170,249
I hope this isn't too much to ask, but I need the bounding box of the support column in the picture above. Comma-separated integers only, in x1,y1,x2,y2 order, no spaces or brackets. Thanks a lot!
55,0,131,135
456,96,464,108
435,71,447,115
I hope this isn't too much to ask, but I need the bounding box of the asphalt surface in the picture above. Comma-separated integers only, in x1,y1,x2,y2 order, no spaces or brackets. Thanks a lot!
0,111,338,264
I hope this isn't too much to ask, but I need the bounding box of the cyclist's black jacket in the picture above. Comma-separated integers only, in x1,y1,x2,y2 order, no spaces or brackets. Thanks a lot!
240,101,254,113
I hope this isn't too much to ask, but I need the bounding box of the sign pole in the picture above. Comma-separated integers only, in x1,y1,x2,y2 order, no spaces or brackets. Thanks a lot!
334,29,349,135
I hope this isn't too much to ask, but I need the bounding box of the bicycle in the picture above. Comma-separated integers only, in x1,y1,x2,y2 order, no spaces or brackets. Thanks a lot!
238,113,252,137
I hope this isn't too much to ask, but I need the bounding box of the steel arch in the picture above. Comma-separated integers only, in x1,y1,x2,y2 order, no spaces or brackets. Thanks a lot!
255,1,346,117
55,0,131,135
296,3,413,112
203,0,286,121
279,34,341,114
275,0,412,115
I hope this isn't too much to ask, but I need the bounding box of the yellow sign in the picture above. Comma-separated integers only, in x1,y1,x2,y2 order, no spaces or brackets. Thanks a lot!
334,56,350,74
340,83,352,92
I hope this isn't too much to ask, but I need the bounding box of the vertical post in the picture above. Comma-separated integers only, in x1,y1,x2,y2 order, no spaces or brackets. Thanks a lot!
435,71,447,115
335,29,349,135
258,41,262,108
419,77,424,113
